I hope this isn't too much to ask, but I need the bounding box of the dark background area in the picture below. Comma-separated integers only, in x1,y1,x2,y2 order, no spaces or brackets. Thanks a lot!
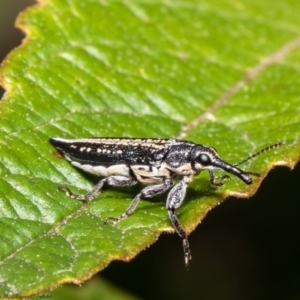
0,1,35,97
1,2,300,300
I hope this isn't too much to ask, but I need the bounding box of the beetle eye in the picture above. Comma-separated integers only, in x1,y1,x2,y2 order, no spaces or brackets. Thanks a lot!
198,154,211,165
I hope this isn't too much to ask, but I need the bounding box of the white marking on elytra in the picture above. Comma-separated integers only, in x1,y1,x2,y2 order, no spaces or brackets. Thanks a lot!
71,161,131,177
52,137,169,149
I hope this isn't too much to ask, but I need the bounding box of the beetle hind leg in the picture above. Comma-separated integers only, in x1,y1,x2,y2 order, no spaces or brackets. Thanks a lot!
59,175,138,201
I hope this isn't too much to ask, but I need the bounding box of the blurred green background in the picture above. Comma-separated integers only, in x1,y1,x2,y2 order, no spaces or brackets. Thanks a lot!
1,2,300,300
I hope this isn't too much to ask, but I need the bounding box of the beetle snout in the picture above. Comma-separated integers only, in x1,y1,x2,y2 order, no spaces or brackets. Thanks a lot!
212,158,253,185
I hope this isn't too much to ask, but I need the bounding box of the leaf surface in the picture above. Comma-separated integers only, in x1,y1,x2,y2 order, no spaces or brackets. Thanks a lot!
0,0,299,297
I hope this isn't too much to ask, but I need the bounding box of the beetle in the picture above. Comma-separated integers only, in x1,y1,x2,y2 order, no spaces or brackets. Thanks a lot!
50,137,283,269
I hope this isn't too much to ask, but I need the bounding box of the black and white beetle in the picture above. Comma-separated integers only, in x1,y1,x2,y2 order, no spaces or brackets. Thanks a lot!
50,137,283,269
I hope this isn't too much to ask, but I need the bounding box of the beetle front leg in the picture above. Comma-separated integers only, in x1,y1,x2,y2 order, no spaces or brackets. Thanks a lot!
166,176,192,269
208,170,231,187
59,175,138,201
105,177,174,224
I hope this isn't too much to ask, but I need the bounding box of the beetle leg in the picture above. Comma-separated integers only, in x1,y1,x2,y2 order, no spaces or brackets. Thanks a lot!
59,175,138,201
166,176,192,269
105,177,174,224
208,170,231,187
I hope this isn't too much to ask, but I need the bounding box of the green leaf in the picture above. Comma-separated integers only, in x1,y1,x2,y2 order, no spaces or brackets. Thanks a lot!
52,277,140,300
0,0,299,298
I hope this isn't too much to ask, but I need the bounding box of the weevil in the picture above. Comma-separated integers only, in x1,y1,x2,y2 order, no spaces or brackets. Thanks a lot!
50,137,284,269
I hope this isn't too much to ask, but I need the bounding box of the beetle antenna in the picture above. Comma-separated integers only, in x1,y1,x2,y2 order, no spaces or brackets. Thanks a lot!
233,142,285,167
